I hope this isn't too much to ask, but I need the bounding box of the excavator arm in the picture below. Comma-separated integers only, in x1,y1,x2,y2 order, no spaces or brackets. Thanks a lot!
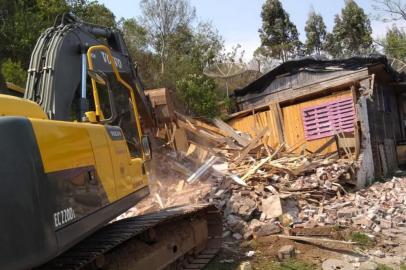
25,13,153,130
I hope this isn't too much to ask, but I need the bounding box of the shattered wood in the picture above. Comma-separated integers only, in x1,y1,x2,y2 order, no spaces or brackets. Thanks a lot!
135,112,404,246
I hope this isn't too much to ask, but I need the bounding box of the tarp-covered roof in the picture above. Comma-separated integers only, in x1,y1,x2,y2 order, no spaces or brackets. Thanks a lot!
234,55,395,97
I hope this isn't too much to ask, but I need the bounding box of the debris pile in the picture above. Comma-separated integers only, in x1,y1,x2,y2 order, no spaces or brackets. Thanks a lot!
172,115,363,239
140,114,405,241
311,177,406,232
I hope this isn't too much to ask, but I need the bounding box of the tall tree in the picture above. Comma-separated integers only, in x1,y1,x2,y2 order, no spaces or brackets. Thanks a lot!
381,25,406,60
258,0,301,62
140,0,196,74
325,0,373,58
304,9,327,55
70,1,116,27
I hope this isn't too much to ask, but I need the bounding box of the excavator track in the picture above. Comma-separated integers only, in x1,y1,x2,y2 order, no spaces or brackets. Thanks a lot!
36,204,222,270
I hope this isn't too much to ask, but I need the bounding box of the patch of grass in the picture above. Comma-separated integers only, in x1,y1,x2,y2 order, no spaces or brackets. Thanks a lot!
279,259,316,270
377,264,394,270
400,264,406,270
350,231,373,246
255,259,317,270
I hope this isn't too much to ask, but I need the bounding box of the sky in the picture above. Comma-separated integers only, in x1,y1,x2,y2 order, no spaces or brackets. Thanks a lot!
99,0,406,60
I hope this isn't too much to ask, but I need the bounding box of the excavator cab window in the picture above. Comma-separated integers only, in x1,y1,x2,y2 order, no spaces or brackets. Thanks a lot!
105,74,142,158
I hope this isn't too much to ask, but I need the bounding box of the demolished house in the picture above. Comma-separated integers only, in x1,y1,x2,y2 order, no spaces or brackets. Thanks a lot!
135,56,406,247
229,55,406,187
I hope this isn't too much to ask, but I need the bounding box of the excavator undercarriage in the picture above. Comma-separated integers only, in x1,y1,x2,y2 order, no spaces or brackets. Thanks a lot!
37,205,222,270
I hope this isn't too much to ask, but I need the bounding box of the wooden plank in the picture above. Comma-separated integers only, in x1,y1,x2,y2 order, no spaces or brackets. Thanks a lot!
234,128,268,165
277,235,355,245
240,143,285,181
213,118,250,146
270,103,285,144
379,144,388,175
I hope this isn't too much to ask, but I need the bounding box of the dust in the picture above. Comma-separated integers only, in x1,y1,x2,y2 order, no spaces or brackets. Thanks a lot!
116,145,218,220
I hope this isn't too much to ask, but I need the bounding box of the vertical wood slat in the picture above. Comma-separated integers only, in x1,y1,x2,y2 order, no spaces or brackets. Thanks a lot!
269,102,285,145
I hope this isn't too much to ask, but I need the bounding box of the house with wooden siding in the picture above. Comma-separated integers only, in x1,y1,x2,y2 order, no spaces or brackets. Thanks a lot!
228,55,406,187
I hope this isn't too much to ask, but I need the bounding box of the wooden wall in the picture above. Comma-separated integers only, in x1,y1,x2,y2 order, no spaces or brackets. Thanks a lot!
228,109,281,149
228,89,354,154
282,90,352,154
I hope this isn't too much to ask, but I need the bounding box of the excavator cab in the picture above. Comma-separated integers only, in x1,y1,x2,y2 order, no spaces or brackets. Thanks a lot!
84,45,152,160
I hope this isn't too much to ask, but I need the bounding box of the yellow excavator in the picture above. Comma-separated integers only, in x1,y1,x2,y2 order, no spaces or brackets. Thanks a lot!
0,13,221,270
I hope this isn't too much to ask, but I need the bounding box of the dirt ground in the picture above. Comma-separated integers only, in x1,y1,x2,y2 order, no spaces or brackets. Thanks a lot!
205,225,406,270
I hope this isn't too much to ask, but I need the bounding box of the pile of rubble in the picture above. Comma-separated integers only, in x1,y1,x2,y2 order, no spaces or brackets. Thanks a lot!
313,177,406,232
140,115,405,241
167,116,365,239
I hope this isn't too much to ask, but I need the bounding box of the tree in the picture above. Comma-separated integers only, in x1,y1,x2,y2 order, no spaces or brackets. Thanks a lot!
189,22,223,71
1,58,27,86
253,46,282,73
305,9,327,55
258,0,301,62
0,0,117,73
381,25,406,60
373,0,406,22
70,1,116,27
0,0,69,68
176,74,219,118
140,0,196,74
325,0,373,58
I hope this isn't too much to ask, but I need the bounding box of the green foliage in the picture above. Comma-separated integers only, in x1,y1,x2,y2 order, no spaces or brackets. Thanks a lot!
0,0,69,66
325,0,373,58
0,0,225,117
258,0,301,62
255,259,316,270
70,1,116,27
377,264,394,270
0,0,116,70
350,231,373,246
1,59,27,86
176,74,220,118
381,25,406,60
305,9,327,55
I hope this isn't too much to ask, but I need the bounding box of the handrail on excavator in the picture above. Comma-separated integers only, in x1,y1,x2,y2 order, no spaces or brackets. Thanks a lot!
86,45,143,140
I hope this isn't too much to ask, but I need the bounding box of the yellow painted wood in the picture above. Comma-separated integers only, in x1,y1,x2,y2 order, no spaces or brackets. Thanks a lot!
282,90,353,154
228,90,353,154
228,110,280,149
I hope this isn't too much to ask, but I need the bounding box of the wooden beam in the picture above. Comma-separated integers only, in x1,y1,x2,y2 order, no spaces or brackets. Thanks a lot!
213,118,250,146
277,235,355,245
240,142,285,181
269,103,285,144
234,128,268,165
